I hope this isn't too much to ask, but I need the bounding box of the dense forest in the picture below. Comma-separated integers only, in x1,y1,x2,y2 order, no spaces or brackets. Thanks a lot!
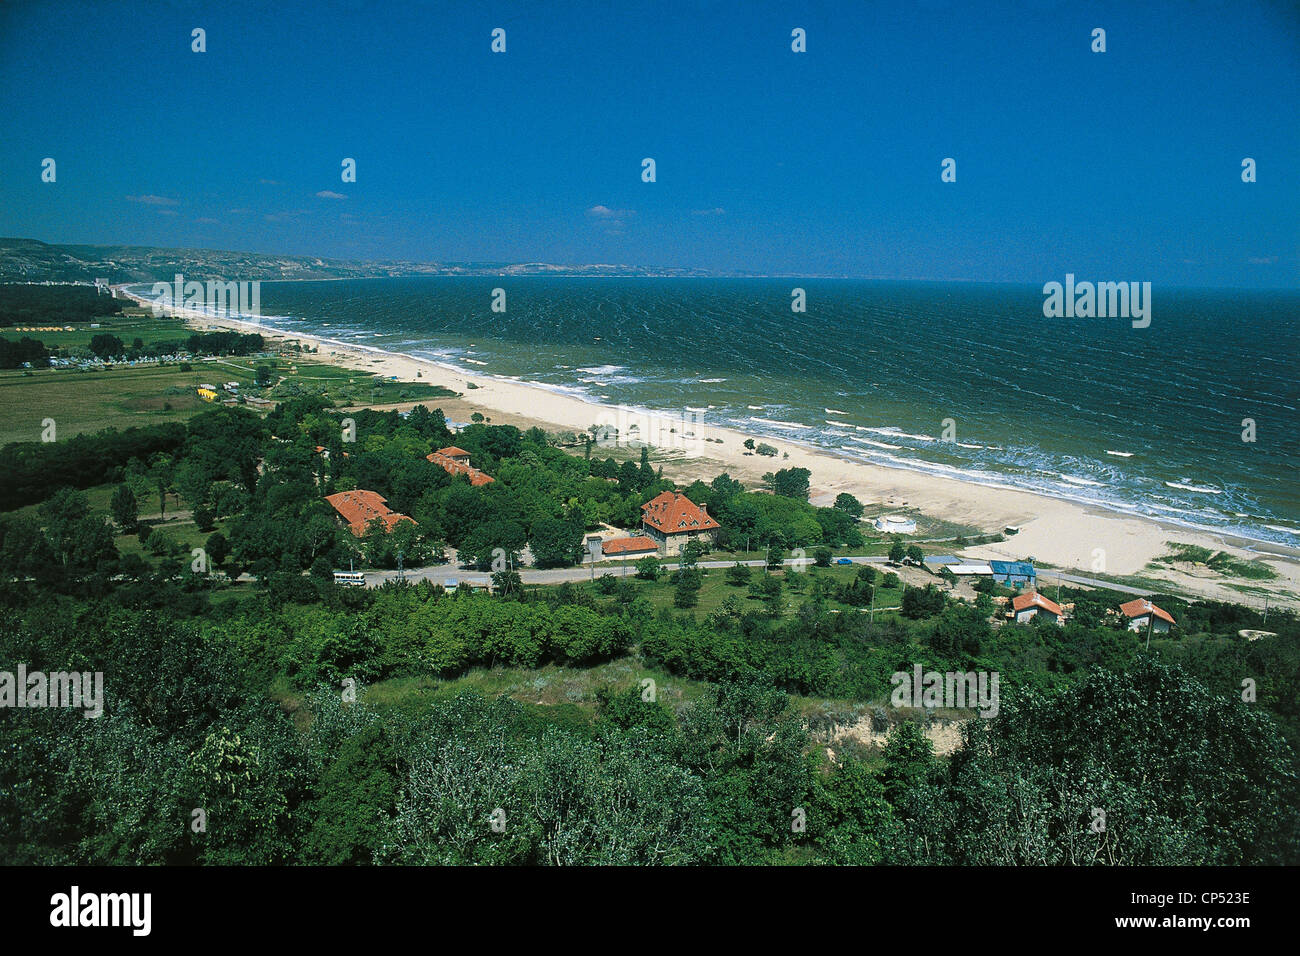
1,399,1297,865
0,283,126,328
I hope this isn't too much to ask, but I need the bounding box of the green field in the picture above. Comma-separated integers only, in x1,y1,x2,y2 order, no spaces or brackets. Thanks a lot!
573,562,905,619
11,306,188,349
0,362,250,445
0,356,456,446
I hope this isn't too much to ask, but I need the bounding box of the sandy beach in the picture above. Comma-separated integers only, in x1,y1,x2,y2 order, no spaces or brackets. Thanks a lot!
131,292,1300,609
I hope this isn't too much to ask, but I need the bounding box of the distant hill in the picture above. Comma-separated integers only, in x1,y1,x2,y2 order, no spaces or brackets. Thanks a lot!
0,238,724,284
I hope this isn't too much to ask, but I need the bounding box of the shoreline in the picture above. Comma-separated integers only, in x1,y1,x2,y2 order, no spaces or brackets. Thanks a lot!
121,289,1300,608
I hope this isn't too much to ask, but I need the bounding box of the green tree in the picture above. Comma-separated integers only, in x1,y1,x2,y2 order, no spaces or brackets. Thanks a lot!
530,517,583,568
902,584,946,619
205,531,230,568
881,721,935,807
935,658,1300,865
492,568,523,598
725,561,751,587
148,454,174,517
674,567,702,608
833,493,864,517
764,467,811,501
110,483,138,532
89,333,124,359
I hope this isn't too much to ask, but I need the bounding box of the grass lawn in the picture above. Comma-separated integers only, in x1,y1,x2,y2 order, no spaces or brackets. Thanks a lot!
0,364,218,444
8,305,186,350
271,358,457,406
579,562,905,619
0,355,456,446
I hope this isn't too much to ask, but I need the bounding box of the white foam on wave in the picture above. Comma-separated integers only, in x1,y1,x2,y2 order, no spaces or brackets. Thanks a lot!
826,408,848,415
825,420,855,429
751,417,813,429
849,436,902,450
1106,450,1134,458
1058,474,1104,487
861,426,936,442
1166,481,1222,494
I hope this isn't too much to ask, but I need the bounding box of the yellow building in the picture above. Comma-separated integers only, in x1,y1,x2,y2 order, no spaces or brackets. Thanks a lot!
197,387,218,402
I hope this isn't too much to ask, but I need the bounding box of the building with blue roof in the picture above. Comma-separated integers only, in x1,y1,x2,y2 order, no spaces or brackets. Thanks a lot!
989,560,1036,587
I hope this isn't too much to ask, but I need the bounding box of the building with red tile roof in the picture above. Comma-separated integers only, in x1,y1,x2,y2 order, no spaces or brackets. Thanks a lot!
640,490,720,555
1119,598,1176,633
427,448,494,486
325,490,415,537
601,536,660,557
1010,591,1063,625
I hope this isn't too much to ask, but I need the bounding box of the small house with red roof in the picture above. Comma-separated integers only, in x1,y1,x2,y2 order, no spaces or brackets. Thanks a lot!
427,446,494,486
640,490,720,555
325,490,415,537
436,446,471,464
602,536,660,558
1010,591,1064,625
1119,598,1175,634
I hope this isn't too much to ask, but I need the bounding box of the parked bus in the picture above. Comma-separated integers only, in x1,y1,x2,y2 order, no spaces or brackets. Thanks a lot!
333,570,366,587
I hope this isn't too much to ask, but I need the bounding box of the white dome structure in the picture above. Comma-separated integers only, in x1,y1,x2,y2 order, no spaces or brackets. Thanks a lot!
873,515,917,534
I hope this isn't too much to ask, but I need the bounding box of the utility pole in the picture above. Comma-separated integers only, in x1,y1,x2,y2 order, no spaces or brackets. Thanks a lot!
1145,612,1153,652
396,549,404,583
1262,595,1270,625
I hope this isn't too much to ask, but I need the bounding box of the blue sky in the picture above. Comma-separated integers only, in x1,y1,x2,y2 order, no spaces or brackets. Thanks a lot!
1,0,1296,285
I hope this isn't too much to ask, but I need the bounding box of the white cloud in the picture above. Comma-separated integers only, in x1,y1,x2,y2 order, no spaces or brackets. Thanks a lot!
316,190,347,200
126,194,177,206
587,204,633,219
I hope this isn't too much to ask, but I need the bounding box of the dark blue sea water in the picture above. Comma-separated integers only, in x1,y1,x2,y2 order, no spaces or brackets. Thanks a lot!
158,277,1300,545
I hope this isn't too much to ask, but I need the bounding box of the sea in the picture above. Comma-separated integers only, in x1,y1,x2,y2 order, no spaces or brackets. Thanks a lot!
138,277,1300,547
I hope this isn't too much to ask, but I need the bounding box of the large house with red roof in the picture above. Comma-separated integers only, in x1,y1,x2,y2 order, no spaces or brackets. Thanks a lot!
325,490,415,537
1119,598,1175,634
640,490,720,555
427,446,494,486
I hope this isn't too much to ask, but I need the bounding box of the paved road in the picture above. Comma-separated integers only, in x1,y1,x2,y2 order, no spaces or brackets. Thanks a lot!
1047,571,1151,596
365,554,893,587
365,554,1152,596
